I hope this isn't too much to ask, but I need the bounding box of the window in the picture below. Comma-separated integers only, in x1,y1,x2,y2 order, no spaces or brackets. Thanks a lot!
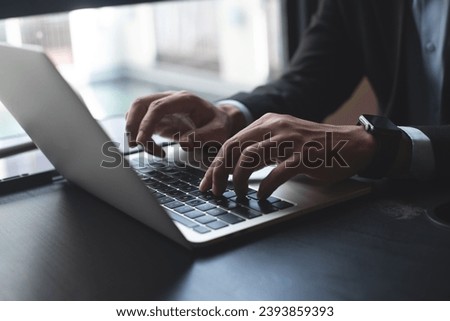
0,0,286,140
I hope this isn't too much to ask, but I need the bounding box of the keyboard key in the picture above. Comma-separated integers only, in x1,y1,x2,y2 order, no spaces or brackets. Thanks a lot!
158,185,176,193
219,200,238,210
194,226,211,234
149,161,167,168
168,211,198,228
247,194,280,204
231,206,262,219
272,201,294,210
185,176,202,185
207,195,225,203
190,190,204,197
160,168,179,175
151,172,168,181
171,181,190,189
143,177,156,185
178,184,198,193
218,213,244,224
184,210,205,219
165,189,186,198
186,199,205,207
185,167,205,178
232,197,277,214
165,201,184,209
249,200,278,214
174,205,194,214
138,175,151,181
152,191,165,199
206,208,227,216
147,181,165,189
158,196,175,204
177,194,195,202
162,177,179,184
195,215,216,224
196,203,216,212
206,220,228,230
222,190,236,199
199,192,216,201
210,197,235,208
176,173,193,182
139,167,157,174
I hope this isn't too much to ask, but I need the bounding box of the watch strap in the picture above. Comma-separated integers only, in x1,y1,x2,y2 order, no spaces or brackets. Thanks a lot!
357,115,402,179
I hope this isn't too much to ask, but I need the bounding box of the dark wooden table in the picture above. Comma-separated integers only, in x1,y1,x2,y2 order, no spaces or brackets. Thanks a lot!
1,175,449,300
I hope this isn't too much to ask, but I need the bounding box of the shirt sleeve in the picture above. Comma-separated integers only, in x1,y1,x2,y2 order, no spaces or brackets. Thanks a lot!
216,100,254,126
399,126,436,180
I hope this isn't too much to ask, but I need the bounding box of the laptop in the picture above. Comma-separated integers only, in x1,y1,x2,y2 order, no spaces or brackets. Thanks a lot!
0,44,371,249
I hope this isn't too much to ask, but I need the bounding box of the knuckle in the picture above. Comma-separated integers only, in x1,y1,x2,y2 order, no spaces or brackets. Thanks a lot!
262,112,275,118
222,138,238,155
131,97,146,109
149,99,165,113
178,91,199,103
221,140,233,152
242,145,258,157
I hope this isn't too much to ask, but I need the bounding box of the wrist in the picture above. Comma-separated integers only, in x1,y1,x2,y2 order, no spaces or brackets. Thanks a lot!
217,104,247,137
352,125,377,170
356,114,403,178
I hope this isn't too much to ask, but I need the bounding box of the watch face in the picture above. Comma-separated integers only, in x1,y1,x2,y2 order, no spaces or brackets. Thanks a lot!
359,115,401,135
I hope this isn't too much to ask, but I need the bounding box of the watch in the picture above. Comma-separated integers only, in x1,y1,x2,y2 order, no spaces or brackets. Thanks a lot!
357,114,403,179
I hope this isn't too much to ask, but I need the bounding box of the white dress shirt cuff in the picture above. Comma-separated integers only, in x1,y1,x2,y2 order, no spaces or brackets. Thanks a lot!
216,100,254,126
399,126,435,180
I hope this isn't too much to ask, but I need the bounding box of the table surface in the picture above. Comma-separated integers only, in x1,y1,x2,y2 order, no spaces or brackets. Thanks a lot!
1,172,449,301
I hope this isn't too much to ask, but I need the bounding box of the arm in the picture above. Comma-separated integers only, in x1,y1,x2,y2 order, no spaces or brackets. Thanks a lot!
417,125,450,179
228,0,364,122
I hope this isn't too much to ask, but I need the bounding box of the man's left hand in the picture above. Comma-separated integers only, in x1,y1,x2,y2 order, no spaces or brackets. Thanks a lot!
199,113,377,199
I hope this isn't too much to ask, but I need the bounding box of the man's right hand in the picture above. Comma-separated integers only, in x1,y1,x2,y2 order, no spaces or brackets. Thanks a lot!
125,91,246,157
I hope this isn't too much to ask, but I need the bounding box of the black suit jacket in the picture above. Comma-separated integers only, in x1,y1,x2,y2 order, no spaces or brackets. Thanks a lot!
229,0,450,179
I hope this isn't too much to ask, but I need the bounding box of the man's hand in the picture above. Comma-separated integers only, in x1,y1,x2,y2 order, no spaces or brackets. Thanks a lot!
199,113,377,199
125,91,246,157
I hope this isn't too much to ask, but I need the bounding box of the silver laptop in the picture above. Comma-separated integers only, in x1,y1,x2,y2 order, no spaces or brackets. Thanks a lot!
0,44,371,249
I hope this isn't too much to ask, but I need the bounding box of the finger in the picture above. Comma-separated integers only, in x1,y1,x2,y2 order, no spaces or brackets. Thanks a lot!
198,144,228,194
178,120,223,151
135,92,206,146
258,153,305,200
155,113,195,137
125,93,171,146
232,140,278,197
199,138,240,194
139,137,165,158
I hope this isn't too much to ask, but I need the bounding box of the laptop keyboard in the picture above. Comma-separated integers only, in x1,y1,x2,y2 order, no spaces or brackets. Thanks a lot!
131,160,294,234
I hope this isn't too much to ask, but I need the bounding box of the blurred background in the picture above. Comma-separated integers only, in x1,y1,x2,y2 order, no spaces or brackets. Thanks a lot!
0,0,377,144
0,0,286,139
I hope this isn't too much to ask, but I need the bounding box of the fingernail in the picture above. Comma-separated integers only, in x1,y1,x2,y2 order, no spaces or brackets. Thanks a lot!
199,178,206,191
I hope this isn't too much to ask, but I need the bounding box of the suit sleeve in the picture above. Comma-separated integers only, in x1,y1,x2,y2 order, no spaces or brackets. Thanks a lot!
417,125,450,179
227,0,364,122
